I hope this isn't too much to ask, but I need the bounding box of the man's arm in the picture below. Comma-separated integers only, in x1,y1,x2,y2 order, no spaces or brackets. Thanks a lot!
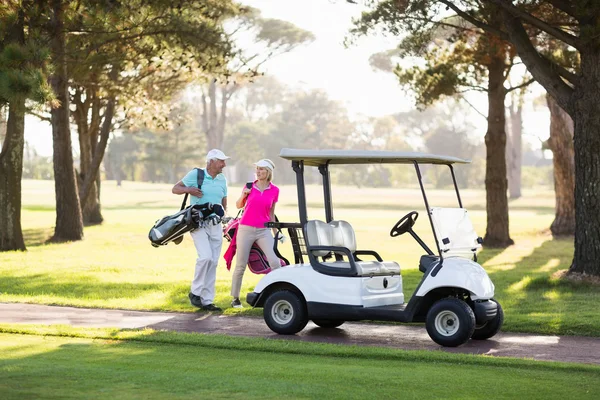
222,196,228,213
172,180,202,197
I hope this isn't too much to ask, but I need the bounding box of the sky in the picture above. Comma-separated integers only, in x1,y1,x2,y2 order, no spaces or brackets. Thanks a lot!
23,0,550,156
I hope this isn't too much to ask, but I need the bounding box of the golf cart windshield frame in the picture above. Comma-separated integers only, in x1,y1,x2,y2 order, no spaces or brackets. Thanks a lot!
282,149,470,259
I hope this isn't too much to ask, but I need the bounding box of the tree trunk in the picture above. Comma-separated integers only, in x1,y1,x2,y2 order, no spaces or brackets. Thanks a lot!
0,100,27,251
202,81,233,151
74,90,103,225
483,55,513,247
546,94,575,237
0,106,7,147
569,48,600,276
506,95,522,199
49,0,83,242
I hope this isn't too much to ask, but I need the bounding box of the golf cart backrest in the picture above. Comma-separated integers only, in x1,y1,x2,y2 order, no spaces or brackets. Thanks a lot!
304,220,401,277
430,207,482,257
305,220,356,257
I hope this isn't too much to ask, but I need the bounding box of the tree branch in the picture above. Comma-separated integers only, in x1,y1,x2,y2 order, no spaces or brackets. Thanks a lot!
539,54,579,86
500,9,573,114
458,94,488,121
546,0,577,18
486,0,580,49
506,78,535,93
26,109,51,122
438,0,509,40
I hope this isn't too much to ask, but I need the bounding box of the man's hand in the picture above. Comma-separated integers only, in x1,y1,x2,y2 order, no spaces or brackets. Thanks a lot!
188,187,203,197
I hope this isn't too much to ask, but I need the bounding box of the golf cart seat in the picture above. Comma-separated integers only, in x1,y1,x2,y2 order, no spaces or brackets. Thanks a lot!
305,220,401,277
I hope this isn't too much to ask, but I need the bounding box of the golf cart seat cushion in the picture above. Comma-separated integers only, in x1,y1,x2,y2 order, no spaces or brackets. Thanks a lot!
320,260,400,276
305,220,400,276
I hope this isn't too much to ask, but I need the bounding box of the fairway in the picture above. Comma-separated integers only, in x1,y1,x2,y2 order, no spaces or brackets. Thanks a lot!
1,328,599,400
1,179,598,337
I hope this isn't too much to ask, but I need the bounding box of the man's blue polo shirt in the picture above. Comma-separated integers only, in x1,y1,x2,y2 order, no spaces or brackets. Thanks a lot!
182,168,227,206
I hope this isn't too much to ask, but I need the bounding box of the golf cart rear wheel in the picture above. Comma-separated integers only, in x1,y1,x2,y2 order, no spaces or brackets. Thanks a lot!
471,300,504,340
426,298,475,347
312,319,345,329
263,290,308,335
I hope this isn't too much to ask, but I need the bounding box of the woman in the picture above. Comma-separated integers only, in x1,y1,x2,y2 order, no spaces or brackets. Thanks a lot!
230,159,281,308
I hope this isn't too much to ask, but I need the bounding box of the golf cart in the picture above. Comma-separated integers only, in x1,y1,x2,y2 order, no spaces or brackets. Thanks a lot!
246,148,503,347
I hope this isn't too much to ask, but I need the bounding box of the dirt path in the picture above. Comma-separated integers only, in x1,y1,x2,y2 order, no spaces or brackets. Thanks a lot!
1,303,599,365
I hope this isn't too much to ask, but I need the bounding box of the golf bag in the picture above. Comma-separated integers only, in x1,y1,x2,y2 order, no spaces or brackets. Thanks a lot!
149,202,224,247
148,168,224,247
223,216,289,274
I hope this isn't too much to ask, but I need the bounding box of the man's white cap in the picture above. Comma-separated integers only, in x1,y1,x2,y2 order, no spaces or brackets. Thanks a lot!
254,159,275,171
206,149,230,161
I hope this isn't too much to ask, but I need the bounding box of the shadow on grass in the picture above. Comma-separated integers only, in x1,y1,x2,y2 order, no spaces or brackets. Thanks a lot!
0,273,184,308
23,228,54,247
483,238,600,336
4,330,598,400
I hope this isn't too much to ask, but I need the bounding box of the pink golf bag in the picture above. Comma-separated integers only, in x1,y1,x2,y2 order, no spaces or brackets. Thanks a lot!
223,217,288,274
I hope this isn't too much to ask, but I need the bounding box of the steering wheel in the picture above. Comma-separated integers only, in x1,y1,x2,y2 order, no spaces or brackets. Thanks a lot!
390,211,419,237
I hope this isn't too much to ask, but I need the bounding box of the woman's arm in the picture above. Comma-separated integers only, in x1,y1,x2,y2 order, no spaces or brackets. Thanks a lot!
235,187,250,209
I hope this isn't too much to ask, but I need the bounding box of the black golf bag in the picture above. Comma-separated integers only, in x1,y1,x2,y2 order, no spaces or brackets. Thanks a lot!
148,168,224,247
148,202,224,247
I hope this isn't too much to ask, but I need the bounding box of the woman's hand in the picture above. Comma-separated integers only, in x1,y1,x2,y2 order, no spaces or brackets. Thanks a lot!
242,187,251,196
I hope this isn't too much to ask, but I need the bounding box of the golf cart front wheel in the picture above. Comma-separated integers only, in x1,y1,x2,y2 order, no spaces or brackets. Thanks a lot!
471,300,504,340
426,298,475,347
312,319,345,329
263,290,308,335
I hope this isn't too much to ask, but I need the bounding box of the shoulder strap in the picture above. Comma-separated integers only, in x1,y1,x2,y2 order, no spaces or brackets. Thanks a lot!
196,167,205,189
180,168,206,211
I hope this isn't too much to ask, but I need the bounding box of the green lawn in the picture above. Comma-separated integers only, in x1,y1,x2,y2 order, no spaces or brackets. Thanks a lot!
1,179,598,336
1,326,599,400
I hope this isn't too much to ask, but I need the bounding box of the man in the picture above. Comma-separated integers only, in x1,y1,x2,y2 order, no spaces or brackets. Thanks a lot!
172,149,230,311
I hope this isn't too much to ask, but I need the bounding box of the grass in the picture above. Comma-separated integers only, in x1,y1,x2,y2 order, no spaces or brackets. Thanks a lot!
1,179,598,337
1,325,599,400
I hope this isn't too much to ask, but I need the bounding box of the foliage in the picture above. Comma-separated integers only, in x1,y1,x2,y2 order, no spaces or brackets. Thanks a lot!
0,2,54,107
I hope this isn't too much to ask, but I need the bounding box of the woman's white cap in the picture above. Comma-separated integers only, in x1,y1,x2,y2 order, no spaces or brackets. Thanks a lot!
254,159,275,171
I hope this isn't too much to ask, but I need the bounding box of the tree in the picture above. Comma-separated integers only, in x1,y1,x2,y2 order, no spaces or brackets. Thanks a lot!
64,0,239,225
0,1,54,250
546,94,575,237
506,87,524,199
356,0,600,276
48,0,84,242
357,10,534,247
199,9,315,151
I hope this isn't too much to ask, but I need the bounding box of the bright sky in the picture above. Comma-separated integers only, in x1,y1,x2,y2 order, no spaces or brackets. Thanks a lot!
24,0,550,156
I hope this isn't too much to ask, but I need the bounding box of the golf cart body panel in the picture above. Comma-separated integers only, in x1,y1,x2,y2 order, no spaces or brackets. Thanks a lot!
251,263,405,308
414,257,495,299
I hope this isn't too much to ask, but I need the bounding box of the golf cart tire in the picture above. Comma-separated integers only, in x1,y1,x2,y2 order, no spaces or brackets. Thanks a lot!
312,319,345,329
263,290,308,335
471,300,504,340
426,298,476,347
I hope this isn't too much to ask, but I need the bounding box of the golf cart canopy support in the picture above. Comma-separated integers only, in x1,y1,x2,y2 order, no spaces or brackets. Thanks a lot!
279,148,472,259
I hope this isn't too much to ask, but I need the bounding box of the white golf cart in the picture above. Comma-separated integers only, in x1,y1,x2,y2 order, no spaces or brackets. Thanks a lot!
246,149,503,347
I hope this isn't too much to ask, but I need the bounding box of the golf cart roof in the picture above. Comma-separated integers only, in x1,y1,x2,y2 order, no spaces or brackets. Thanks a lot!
279,148,470,167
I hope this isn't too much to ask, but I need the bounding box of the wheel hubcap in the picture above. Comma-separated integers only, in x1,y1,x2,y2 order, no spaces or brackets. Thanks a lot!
435,310,460,336
271,299,293,325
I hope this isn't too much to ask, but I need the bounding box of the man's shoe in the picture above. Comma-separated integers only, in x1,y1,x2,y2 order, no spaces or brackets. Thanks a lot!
231,298,243,309
201,303,222,312
188,292,203,308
